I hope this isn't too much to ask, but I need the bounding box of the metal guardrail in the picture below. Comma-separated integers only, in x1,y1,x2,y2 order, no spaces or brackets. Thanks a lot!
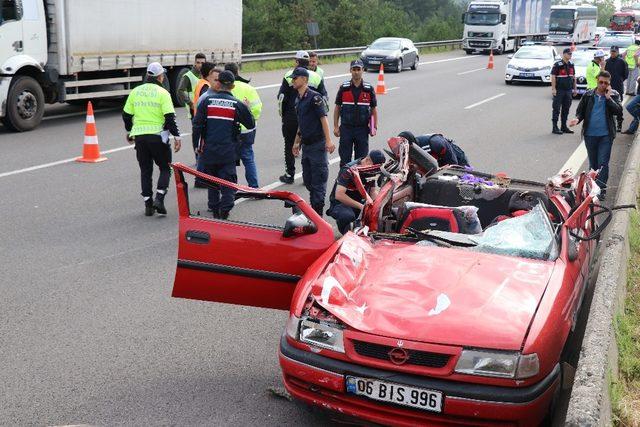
241,39,463,62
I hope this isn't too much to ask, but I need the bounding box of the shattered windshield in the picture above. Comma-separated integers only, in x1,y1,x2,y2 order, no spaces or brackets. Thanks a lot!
468,204,559,261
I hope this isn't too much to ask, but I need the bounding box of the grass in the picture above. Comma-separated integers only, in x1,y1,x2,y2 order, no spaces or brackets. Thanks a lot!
240,45,458,73
612,207,640,426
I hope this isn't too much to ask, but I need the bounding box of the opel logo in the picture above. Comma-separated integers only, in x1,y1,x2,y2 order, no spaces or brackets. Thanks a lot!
388,347,410,365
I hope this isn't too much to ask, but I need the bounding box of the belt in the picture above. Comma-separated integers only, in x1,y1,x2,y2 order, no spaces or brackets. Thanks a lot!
301,135,324,145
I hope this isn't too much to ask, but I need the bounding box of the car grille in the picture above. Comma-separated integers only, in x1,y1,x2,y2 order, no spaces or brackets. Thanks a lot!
352,340,451,368
469,40,492,48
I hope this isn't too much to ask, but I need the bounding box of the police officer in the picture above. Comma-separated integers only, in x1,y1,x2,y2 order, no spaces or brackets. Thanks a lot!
309,51,325,78
586,50,606,91
334,59,378,166
290,67,335,216
327,150,385,235
398,131,470,167
551,48,577,135
278,51,328,184
193,70,255,219
177,53,205,119
625,38,640,95
123,62,182,216
225,62,263,188
605,45,628,132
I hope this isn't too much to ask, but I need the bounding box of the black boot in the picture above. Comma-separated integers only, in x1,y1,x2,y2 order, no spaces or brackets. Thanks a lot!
279,173,294,184
561,124,574,134
219,210,230,220
312,205,324,218
153,192,167,215
552,124,563,135
144,198,154,216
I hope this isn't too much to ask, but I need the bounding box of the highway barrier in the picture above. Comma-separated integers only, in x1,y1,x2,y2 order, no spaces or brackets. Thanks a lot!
565,134,640,425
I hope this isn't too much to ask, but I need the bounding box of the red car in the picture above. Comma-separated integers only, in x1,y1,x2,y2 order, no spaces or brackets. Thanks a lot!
171,138,606,426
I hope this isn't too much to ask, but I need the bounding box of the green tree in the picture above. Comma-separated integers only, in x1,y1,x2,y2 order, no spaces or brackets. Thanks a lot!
595,0,615,27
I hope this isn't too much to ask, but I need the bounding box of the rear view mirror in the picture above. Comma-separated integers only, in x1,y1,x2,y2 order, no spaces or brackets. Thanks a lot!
402,47,409,52
283,213,317,238
501,14,507,24
567,237,579,262
507,54,513,59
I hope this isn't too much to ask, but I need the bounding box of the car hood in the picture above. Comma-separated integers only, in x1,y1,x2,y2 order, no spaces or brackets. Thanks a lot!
508,58,553,68
309,234,555,351
363,49,399,57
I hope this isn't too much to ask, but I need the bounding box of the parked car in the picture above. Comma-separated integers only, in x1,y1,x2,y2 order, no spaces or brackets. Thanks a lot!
572,49,607,97
595,32,635,55
505,44,559,85
360,37,419,72
171,136,608,426
593,26,608,43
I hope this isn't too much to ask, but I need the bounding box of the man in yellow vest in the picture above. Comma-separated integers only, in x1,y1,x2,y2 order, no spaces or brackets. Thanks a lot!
586,50,606,90
123,63,182,216
177,53,206,119
625,39,640,95
309,51,325,79
225,63,263,188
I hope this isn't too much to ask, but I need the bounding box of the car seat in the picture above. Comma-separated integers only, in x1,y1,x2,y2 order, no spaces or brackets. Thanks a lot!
397,202,460,234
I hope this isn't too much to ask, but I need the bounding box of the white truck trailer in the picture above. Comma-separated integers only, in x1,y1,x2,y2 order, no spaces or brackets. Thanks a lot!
462,0,551,55
0,0,242,131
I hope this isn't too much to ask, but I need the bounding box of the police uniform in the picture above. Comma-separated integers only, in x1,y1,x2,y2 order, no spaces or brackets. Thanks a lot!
335,64,377,166
278,51,328,182
414,134,462,166
327,159,363,234
551,56,575,132
295,78,329,215
193,71,255,219
122,63,180,216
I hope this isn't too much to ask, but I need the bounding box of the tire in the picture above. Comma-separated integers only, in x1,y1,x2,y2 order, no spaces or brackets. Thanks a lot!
495,41,505,55
411,57,419,70
505,80,513,85
168,66,189,107
396,59,403,73
2,75,45,132
464,49,473,55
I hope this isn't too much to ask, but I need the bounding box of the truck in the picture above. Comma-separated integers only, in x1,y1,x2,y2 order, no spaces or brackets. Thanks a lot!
0,0,242,132
610,9,640,32
462,0,551,55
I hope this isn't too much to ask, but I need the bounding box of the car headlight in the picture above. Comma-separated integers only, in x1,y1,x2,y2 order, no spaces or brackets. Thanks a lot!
541,66,552,72
285,314,300,339
455,349,539,379
507,64,516,70
386,55,398,60
298,318,345,353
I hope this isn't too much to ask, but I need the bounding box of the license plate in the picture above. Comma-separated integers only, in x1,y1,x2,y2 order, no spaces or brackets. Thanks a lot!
369,60,380,64
520,72,535,77
346,376,443,413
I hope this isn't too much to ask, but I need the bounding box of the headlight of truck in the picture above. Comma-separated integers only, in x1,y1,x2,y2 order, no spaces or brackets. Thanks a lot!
299,318,345,353
455,350,539,379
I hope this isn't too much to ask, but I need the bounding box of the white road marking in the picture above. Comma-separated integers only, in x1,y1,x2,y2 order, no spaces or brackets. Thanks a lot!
0,133,190,179
464,93,506,110
419,55,477,66
457,67,487,76
558,94,633,174
386,87,400,92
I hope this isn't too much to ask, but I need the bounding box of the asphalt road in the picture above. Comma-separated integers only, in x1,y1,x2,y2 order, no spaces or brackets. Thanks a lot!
0,48,634,426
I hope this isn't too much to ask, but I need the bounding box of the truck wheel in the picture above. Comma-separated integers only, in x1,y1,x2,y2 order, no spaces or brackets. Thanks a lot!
2,76,45,132
168,67,189,107
495,41,505,55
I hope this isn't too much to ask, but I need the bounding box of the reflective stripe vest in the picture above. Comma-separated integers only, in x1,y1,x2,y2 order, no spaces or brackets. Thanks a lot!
586,61,601,90
193,79,210,107
284,68,323,90
338,80,374,127
184,70,200,118
231,81,262,133
123,83,175,137
626,44,640,69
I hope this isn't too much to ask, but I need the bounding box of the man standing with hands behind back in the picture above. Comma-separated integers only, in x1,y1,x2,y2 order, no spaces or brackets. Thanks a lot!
605,45,628,132
551,48,576,135
291,67,335,217
569,70,623,200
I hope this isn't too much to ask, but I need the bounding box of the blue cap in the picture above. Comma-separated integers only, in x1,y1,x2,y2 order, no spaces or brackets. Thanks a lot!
218,70,235,84
291,67,309,79
350,59,364,68
369,150,385,165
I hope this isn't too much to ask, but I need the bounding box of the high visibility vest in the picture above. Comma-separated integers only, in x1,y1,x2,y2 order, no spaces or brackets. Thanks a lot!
231,81,262,133
123,83,175,137
193,79,210,108
626,44,640,69
586,61,601,90
284,68,323,90
184,69,200,118
314,66,325,79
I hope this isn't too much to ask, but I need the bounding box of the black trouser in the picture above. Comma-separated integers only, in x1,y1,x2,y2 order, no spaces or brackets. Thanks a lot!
552,89,572,127
282,116,298,176
134,134,172,198
612,82,625,128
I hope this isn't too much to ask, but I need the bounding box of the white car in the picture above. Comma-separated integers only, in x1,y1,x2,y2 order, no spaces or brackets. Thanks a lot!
594,27,608,43
572,49,608,97
505,45,559,85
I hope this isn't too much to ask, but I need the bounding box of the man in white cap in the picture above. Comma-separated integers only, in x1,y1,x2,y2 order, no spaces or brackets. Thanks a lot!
277,50,327,184
586,50,606,91
122,62,182,216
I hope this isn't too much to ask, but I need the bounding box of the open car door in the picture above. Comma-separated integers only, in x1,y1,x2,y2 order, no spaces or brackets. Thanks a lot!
171,163,335,310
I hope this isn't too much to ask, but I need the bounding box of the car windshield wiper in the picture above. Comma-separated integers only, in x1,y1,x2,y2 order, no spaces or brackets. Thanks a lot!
405,228,478,247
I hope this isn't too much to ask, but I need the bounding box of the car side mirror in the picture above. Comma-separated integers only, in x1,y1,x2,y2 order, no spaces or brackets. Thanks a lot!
567,236,579,262
283,213,317,238
402,47,409,52
501,14,507,24
507,54,513,59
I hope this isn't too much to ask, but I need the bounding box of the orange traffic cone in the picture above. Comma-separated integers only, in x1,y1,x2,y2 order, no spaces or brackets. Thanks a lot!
76,101,107,163
487,50,494,70
375,64,387,95
570,41,576,52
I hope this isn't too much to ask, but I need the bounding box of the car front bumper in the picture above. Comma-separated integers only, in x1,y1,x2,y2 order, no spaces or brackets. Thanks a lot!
505,70,552,83
279,336,560,426
361,57,401,70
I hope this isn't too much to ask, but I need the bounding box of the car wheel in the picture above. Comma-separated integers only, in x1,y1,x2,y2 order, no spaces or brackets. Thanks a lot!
411,57,419,70
505,80,513,85
396,59,403,73
464,49,474,55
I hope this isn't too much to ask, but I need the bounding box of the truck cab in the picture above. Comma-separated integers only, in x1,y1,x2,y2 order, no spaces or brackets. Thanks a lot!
0,0,48,131
462,1,512,55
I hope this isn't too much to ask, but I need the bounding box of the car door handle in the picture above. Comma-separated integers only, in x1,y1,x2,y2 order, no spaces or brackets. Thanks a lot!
185,230,210,244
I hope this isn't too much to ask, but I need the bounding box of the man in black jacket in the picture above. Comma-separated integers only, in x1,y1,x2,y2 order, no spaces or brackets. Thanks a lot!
569,70,623,199
605,46,628,132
